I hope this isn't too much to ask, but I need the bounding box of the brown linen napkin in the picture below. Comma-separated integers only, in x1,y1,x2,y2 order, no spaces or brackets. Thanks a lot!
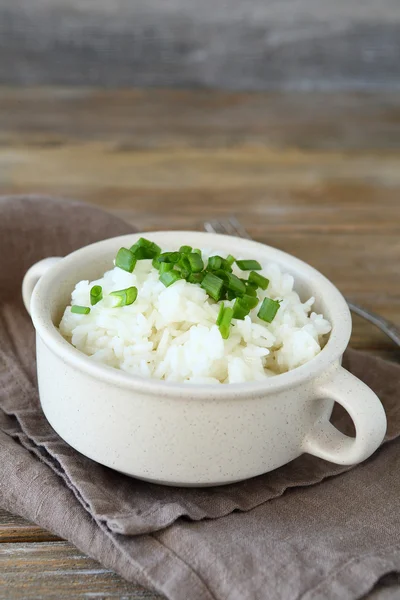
1,195,400,600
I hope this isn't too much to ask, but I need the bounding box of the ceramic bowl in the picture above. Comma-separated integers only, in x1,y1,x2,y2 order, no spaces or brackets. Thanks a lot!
22,232,387,487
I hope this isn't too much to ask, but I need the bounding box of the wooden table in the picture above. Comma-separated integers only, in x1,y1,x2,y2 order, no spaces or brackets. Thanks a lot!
0,87,399,598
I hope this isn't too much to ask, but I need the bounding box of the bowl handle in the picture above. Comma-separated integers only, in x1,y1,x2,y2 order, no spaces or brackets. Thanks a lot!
302,366,387,465
22,257,62,316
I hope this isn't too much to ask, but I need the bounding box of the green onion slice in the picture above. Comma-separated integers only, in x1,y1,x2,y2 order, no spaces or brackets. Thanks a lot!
226,273,246,296
90,285,103,306
71,305,90,315
236,259,262,271
188,272,205,284
219,307,234,339
159,262,174,273
115,247,137,273
179,245,192,254
232,298,250,320
207,256,223,271
249,271,269,290
130,237,161,260
257,298,280,323
244,283,258,297
158,252,181,264
193,248,202,255
201,272,224,301
226,254,235,267
110,286,138,307
159,271,182,287
216,302,225,326
188,252,204,273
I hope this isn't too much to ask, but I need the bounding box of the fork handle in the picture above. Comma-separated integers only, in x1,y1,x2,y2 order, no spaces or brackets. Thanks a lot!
346,301,400,347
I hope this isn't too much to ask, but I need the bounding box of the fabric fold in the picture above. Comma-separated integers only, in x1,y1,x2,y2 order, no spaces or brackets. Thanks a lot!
1,195,399,600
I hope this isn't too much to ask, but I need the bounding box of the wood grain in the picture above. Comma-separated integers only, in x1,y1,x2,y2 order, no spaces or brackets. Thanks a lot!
0,1,400,90
0,541,161,599
0,510,59,544
0,86,399,598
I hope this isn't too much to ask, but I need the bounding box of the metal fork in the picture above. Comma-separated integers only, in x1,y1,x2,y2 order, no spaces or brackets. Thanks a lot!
204,217,400,347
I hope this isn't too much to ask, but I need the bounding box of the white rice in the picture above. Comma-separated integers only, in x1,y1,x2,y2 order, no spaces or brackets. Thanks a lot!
59,250,331,384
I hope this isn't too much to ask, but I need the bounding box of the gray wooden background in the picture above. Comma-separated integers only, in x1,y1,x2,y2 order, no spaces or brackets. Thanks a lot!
0,0,399,90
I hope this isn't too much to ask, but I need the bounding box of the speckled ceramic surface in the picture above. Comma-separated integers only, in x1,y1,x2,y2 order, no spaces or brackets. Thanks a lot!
22,232,387,487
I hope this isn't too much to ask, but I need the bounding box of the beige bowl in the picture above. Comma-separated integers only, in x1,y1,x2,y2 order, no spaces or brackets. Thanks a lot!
22,232,386,487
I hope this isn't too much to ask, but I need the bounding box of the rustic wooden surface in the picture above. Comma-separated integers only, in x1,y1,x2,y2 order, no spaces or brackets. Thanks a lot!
0,86,399,598
1,0,400,90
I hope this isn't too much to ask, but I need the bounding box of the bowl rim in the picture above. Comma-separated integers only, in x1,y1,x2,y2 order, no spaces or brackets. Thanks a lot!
30,231,352,399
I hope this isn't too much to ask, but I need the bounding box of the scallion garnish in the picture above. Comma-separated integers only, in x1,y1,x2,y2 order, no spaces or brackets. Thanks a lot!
226,273,246,297
188,252,204,273
193,248,202,255
158,252,181,264
257,298,280,323
179,245,192,254
236,259,262,271
188,272,205,284
115,247,137,273
241,294,259,310
130,237,161,260
177,254,191,278
249,271,269,290
226,254,235,267
152,256,161,270
219,307,234,339
232,298,250,320
216,302,225,326
110,286,138,307
244,283,258,297
207,256,223,271
201,272,224,301
160,271,182,287
71,305,90,315
90,285,103,306
159,262,174,273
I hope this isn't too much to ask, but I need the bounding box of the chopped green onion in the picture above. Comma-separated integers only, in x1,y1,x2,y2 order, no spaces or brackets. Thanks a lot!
249,271,270,290
257,298,280,323
232,298,250,320
226,273,246,296
188,272,205,284
159,262,174,273
193,248,202,255
179,245,192,254
187,252,204,273
207,256,223,271
115,247,137,273
152,256,161,270
71,305,90,315
226,289,236,301
214,269,229,283
219,307,234,339
201,272,224,301
158,252,181,264
216,302,225,326
110,286,138,307
244,283,258,297
90,285,103,306
236,259,262,271
226,254,235,267
160,271,182,287
130,237,161,260
241,294,259,310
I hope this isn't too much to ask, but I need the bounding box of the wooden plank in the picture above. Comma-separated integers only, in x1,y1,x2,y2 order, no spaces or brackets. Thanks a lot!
0,88,400,151
0,510,59,544
0,541,162,599
0,1,400,90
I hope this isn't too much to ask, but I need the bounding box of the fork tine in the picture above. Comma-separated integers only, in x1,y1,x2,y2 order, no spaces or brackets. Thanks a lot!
227,217,252,240
204,217,252,239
